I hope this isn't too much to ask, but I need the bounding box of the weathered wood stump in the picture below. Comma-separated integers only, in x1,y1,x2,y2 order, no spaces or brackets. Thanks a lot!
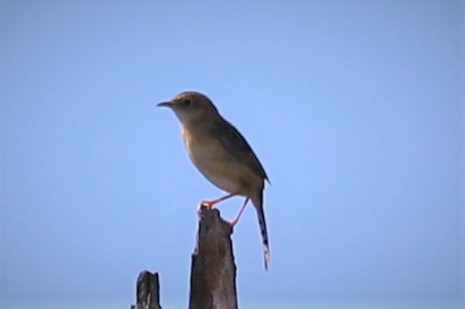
189,205,238,309
131,205,238,309
131,271,162,309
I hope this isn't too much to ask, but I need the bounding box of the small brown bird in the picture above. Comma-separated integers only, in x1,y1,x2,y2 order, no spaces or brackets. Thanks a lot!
157,91,270,269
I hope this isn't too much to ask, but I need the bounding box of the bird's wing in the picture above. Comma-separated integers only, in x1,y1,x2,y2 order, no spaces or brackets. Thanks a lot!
211,117,269,182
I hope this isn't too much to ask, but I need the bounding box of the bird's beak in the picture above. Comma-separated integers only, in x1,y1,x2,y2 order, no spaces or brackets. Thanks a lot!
156,101,172,108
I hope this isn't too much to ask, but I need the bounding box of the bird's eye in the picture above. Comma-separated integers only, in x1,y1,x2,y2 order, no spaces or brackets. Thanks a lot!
181,99,191,107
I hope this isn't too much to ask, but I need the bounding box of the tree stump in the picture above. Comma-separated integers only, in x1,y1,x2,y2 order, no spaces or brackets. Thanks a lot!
131,271,162,309
188,205,238,309
131,205,238,309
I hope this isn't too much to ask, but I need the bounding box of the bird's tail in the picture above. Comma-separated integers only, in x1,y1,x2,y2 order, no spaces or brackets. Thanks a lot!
251,190,270,270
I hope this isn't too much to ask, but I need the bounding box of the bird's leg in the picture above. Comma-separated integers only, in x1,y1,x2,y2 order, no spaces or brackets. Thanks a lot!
229,197,250,226
200,192,238,208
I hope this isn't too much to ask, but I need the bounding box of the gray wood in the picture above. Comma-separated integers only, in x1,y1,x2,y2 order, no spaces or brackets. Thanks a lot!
189,205,238,309
131,206,238,309
131,271,162,309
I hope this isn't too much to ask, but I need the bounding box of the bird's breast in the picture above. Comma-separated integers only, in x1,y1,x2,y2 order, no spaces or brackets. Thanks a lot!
182,128,248,194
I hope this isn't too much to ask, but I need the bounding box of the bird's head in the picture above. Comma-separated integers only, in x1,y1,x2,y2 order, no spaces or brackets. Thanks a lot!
157,91,219,125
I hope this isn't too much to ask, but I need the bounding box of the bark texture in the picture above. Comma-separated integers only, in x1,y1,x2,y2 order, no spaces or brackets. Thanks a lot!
131,270,162,309
188,205,238,309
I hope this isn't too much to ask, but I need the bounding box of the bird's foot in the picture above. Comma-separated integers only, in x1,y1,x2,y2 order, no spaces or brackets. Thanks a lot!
200,200,215,208
228,217,239,227
197,201,214,219
226,197,249,227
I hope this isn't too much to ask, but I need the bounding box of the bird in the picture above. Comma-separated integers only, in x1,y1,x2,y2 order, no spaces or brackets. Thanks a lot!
157,91,270,269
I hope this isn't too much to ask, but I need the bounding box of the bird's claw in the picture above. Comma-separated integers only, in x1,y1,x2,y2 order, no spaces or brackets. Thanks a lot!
200,200,214,208
228,218,239,227
197,201,214,219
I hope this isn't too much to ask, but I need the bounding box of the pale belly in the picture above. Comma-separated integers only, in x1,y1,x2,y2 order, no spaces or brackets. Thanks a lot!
184,135,245,194
197,164,242,194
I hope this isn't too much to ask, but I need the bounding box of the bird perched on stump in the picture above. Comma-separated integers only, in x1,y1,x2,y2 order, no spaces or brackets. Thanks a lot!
157,91,270,269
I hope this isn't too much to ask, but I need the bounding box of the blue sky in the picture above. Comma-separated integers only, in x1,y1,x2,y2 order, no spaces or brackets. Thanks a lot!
1,0,464,307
